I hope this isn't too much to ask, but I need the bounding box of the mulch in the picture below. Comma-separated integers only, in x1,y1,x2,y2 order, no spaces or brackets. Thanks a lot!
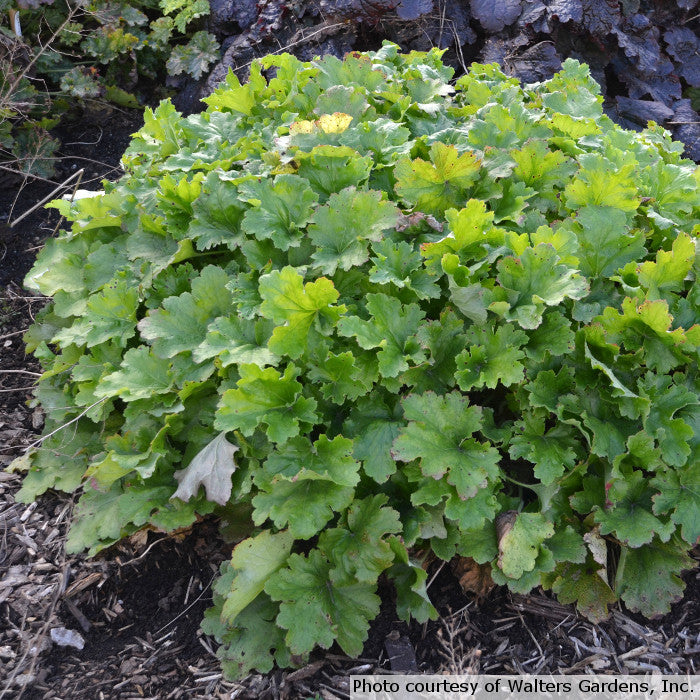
1,101,699,700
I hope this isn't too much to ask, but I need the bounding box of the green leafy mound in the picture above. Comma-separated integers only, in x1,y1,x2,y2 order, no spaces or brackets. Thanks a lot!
19,44,700,676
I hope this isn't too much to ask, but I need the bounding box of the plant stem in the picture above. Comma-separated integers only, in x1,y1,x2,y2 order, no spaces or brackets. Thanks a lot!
614,546,627,594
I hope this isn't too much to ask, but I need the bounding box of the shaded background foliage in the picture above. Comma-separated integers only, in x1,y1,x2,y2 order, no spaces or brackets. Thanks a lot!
0,0,219,179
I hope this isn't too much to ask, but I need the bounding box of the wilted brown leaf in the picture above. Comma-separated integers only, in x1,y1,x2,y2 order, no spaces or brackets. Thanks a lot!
452,557,495,600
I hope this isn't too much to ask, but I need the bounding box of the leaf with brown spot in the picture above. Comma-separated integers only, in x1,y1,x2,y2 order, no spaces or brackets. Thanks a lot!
551,561,616,623
495,509,517,540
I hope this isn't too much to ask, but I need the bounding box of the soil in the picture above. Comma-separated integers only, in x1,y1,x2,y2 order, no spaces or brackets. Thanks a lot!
1,43,700,700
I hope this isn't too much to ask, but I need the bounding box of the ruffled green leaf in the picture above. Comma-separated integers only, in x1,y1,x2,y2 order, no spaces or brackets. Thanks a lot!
320,495,402,582
138,266,233,358
297,145,373,200
595,470,675,547
188,172,247,251
565,154,640,212
239,175,317,251
509,413,579,484
338,293,425,378
493,244,588,329
259,266,345,358
343,396,403,483
265,550,380,656
252,435,359,538
574,206,646,278
455,322,528,390
194,316,278,368
308,188,398,274
652,463,700,545
496,512,554,580
393,391,500,499
617,537,694,617
215,364,317,443
219,530,294,623
395,142,481,215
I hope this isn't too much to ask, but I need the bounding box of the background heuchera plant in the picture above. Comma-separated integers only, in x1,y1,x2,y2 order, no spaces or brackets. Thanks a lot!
16,44,700,677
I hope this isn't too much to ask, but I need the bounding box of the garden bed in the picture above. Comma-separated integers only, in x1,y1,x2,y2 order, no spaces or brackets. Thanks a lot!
3,2,700,696
1,80,699,700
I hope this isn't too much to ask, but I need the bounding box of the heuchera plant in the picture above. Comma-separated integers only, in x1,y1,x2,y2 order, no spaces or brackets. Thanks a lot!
17,44,699,677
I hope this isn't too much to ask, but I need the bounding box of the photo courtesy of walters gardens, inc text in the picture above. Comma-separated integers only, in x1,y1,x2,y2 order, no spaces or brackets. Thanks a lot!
350,675,700,700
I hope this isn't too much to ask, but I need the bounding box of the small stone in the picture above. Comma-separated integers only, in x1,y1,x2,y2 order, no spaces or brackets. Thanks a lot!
50,626,85,650
31,408,44,430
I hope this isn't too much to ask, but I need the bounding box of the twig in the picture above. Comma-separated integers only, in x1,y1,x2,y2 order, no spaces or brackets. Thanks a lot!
514,607,544,657
9,168,85,228
426,560,447,590
63,598,92,633
3,295,44,301
154,575,216,636
50,166,86,237
46,155,122,172
19,396,108,452
119,536,169,567
65,126,103,146
0,370,41,376
0,329,28,341
0,163,58,186
238,22,348,71
2,1,83,107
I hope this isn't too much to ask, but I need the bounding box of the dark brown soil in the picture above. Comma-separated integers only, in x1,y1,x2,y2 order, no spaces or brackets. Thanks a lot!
22,524,226,700
1,74,699,700
0,108,141,288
